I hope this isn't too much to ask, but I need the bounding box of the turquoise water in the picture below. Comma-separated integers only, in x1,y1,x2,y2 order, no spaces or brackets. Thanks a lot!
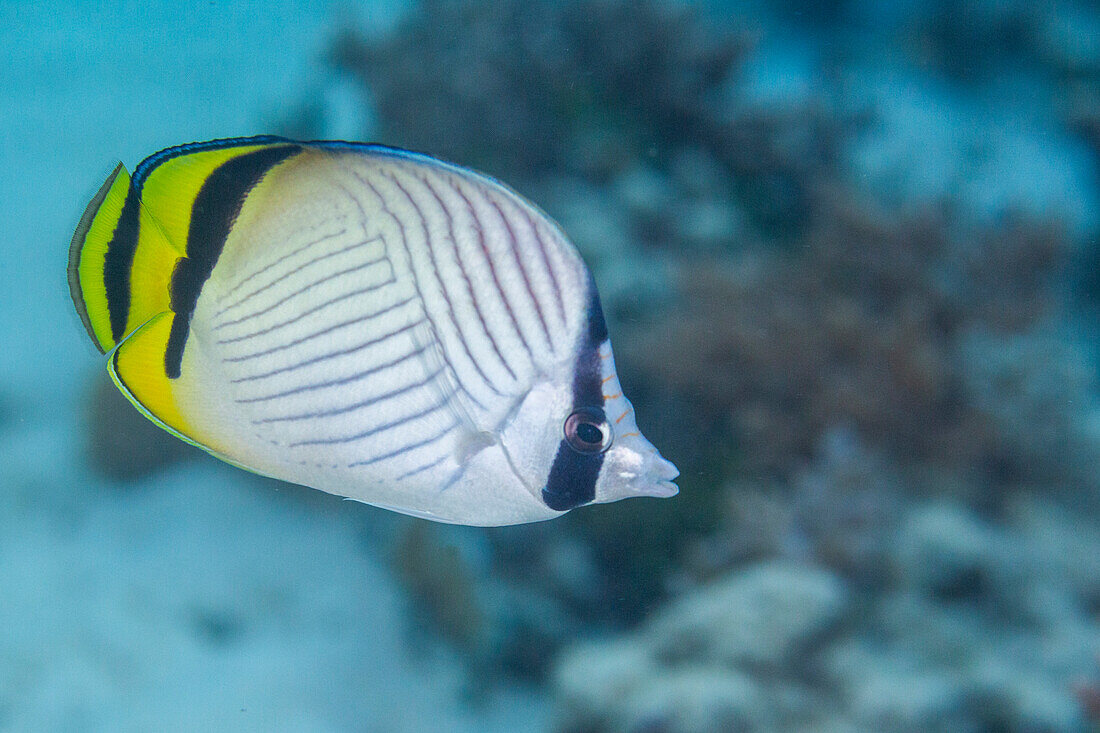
3,1,1100,730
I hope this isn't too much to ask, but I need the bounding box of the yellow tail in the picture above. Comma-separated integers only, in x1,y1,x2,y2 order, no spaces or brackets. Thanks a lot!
67,164,180,354
68,138,302,449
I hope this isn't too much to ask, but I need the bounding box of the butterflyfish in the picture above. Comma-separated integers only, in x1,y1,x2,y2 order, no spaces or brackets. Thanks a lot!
68,137,678,525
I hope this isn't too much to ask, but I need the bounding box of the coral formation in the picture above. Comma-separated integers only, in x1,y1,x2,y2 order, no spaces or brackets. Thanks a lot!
329,0,751,184
626,199,1070,482
553,506,1100,732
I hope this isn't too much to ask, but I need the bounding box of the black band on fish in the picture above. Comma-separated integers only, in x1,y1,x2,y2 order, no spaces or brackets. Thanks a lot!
164,144,301,378
541,279,609,510
102,189,141,342
584,271,609,347
542,440,604,511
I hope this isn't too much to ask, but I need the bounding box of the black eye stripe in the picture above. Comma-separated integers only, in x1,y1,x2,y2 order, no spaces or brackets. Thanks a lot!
541,279,608,511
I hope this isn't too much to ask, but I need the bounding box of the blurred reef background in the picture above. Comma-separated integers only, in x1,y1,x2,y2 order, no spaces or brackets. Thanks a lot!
3,0,1100,730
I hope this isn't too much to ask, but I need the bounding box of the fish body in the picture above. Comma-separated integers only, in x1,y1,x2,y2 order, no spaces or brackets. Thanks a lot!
68,137,677,525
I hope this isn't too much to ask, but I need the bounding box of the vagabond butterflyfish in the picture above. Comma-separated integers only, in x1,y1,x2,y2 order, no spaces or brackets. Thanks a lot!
68,137,678,525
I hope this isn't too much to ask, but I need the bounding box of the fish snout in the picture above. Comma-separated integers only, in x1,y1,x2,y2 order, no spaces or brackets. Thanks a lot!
602,439,679,503
639,452,679,498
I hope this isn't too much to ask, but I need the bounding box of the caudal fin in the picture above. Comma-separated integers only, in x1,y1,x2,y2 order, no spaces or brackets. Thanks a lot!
67,164,180,354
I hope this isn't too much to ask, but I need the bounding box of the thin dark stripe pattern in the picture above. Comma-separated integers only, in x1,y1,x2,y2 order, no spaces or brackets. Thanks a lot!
206,147,591,493
386,170,507,398
221,295,417,363
418,173,518,383
488,196,554,352
446,178,535,365
215,275,397,345
253,365,444,424
395,454,450,482
234,344,428,403
228,317,425,384
214,236,385,323
214,173,449,476
290,391,456,448
352,170,488,414
216,225,349,304
346,418,459,467
521,209,568,329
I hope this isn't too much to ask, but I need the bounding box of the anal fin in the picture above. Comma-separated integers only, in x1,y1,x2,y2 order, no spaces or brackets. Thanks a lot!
109,312,199,448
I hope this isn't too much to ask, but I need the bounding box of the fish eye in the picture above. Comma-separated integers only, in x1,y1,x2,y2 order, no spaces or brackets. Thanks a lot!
564,408,612,454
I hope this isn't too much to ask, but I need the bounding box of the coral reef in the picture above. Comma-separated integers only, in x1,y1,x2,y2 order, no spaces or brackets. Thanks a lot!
553,560,846,733
553,502,1100,732
329,0,750,182
626,198,1070,482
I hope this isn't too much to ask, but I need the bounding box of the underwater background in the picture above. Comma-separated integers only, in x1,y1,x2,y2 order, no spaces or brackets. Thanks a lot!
3,0,1100,730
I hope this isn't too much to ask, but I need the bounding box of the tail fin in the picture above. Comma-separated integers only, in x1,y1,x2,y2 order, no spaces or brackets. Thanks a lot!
68,164,180,353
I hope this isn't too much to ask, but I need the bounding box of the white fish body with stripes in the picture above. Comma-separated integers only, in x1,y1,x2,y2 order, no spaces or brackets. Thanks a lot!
68,137,678,526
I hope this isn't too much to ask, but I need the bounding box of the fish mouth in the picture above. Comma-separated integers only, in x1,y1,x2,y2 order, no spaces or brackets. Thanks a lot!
644,453,679,498
602,443,679,503
645,479,680,498
627,455,679,499
609,474,679,502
